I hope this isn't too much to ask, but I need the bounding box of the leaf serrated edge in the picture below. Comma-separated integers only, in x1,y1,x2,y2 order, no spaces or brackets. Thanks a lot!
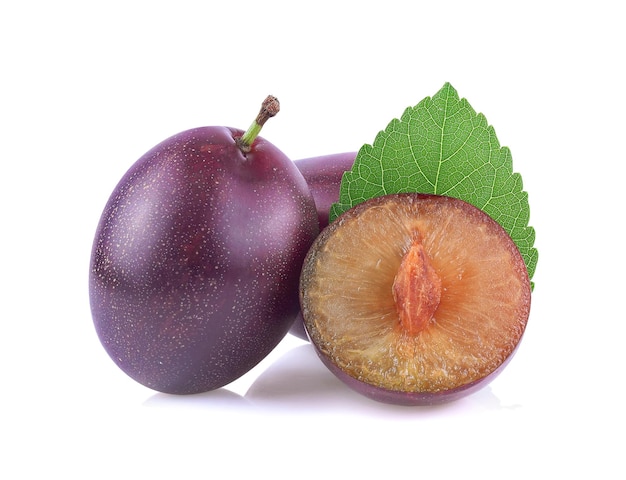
330,83,538,285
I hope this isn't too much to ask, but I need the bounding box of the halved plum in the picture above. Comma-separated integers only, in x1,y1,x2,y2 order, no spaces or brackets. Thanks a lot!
299,193,531,405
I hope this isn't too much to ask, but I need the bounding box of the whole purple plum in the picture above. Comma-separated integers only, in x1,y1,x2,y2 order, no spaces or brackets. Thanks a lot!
90,97,319,394
289,152,357,340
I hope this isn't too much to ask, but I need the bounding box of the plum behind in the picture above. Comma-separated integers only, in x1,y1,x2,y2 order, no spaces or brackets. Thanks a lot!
289,152,357,340
293,152,357,230
89,126,319,394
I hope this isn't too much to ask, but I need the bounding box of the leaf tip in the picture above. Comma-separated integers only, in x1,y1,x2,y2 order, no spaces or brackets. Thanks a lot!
440,81,457,95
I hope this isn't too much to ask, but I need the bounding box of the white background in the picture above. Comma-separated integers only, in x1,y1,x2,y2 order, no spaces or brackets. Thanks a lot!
1,1,624,478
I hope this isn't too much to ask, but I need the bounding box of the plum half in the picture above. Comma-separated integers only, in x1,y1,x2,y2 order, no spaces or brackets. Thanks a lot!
90,97,319,394
299,193,531,405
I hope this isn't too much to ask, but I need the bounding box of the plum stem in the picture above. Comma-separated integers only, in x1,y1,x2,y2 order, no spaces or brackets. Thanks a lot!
236,95,280,153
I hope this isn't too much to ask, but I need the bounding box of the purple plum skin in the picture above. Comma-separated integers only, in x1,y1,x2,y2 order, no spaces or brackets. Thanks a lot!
288,152,357,340
89,126,319,394
294,152,357,230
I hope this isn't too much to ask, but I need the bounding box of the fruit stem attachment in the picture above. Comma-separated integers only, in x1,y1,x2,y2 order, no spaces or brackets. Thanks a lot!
236,95,280,153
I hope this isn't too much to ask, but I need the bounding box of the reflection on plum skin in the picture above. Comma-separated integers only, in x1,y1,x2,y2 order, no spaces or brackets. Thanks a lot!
143,387,251,410
245,345,513,415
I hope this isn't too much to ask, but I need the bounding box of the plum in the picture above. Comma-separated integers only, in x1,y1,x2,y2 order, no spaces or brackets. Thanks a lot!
294,152,357,231
90,97,319,394
299,193,531,405
289,152,357,340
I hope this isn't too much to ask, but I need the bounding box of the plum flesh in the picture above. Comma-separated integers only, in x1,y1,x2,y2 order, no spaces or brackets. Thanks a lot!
299,193,531,405
289,152,357,340
90,125,318,394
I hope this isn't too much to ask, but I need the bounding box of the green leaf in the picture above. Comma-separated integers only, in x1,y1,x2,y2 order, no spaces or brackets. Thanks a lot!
330,82,538,283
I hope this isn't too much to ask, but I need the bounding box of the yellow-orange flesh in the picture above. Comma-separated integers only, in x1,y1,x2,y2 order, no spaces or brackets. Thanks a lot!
300,194,531,394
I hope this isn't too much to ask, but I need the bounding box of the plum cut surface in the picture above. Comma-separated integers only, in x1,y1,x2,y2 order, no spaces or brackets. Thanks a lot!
300,193,531,404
